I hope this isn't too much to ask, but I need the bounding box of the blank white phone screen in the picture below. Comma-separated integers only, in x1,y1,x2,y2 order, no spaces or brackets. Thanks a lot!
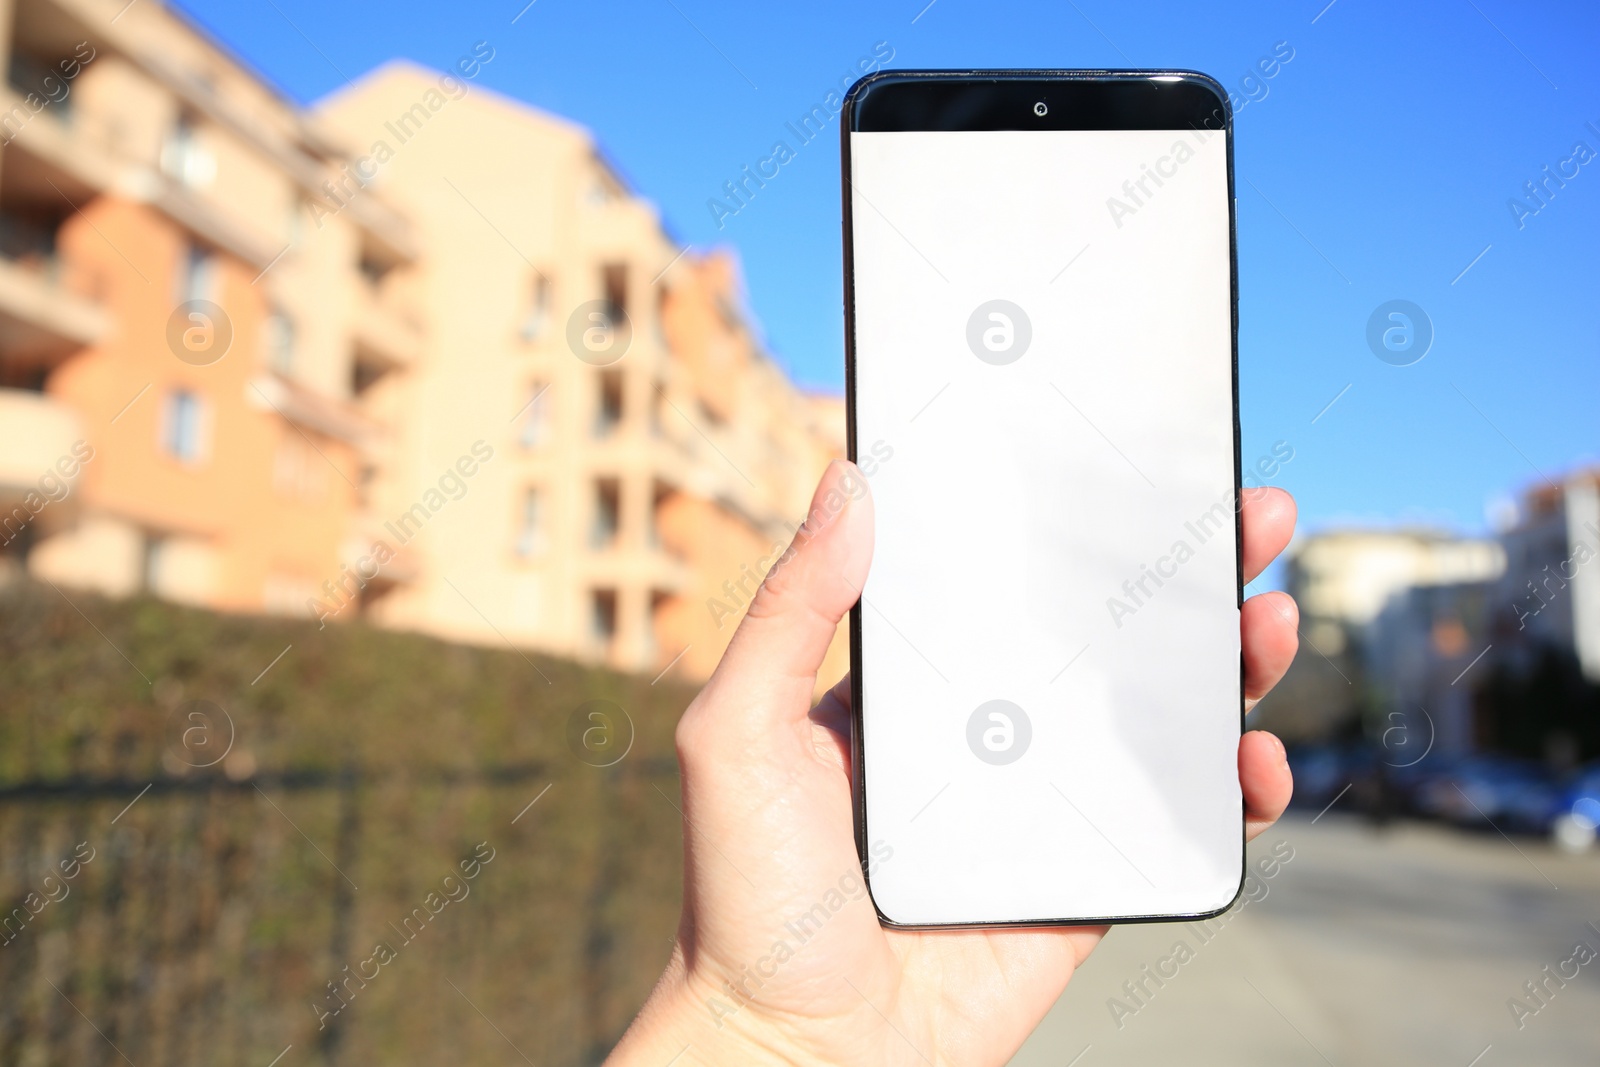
851,126,1241,925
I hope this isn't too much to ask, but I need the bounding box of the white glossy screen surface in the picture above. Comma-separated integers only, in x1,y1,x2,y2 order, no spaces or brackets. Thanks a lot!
851,127,1241,925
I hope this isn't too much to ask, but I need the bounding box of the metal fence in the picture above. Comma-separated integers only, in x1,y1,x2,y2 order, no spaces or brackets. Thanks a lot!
0,760,683,1067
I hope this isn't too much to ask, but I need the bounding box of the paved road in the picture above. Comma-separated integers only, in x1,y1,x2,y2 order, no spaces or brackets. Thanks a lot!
1010,812,1600,1066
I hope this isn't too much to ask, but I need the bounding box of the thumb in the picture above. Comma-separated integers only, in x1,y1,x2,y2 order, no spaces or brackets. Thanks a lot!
706,459,874,718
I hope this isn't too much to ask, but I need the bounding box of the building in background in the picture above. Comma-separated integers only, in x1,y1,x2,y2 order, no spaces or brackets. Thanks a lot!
0,0,846,684
1471,470,1600,763
313,63,845,682
1267,471,1600,760
1263,529,1505,743
1366,577,1497,757
1490,471,1600,684
0,0,415,617
1287,529,1506,659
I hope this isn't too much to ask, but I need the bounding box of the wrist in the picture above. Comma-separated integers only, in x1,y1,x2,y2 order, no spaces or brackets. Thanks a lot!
605,954,829,1067
603,968,700,1066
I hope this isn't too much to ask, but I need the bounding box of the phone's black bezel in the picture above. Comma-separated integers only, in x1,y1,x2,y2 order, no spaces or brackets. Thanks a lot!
841,70,1247,930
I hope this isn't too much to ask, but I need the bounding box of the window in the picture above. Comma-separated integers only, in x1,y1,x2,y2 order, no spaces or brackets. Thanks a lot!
515,488,546,558
177,244,216,304
6,52,76,123
0,210,60,271
594,371,623,438
264,310,294,375
519,274,551,342
602,263,628,326
141,534,169,594
0,361,48,392
358,251,391,290
517,381,550,449
352,358,385,397
161,112,216,188
590,479,620,549
590,589,618,646
162,389,208,464
645,589,670,664
649,480,672,550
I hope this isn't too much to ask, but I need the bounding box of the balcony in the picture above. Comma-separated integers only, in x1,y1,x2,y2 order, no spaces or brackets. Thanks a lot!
22,9,420,262
0,171,110,366
0,85,282,271
0,88,119,202
0,254,108,363
249,373,375,450
352,287,422,372
0,389,83,509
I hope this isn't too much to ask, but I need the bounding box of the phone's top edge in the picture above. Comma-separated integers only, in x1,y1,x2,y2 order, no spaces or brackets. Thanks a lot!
850,67,1219,79
844,67,1227,93
843,69,1231,131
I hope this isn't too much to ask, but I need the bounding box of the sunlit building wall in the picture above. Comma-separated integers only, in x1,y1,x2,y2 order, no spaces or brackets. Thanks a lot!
0,0,418,617
315,64,846,681
0,0,847,685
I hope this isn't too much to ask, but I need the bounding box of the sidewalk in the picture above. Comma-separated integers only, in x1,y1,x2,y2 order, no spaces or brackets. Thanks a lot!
1011,813,1600,1066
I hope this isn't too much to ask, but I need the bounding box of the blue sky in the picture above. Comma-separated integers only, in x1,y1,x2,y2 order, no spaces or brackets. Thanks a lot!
179,0,1597,544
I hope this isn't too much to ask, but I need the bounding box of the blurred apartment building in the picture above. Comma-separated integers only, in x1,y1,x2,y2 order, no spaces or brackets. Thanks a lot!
1289,529,1505,660
1274,528,1505,747
0,0,413,617
312,63,844,680
1279,470,1600,756
0,0,845,682
1476,470,1600,762
1489,472,1600,684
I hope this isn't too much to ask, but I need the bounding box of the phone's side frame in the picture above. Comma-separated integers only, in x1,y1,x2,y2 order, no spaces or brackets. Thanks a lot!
840,69,1247,930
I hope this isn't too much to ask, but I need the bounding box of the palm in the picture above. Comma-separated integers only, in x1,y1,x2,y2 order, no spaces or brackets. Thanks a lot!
890,927,1091,1063
671,679,1106,1067
611,466,1297,1067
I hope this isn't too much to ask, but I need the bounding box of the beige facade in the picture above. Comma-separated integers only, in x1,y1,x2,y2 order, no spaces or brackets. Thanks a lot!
314,63,845,681
1287,529,1506,655
1,0,845,684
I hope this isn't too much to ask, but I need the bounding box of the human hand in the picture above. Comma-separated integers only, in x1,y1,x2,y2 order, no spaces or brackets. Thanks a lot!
608,459,1299,1066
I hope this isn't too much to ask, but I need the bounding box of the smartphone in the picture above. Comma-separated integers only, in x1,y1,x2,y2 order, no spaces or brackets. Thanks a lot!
843,71,1243,927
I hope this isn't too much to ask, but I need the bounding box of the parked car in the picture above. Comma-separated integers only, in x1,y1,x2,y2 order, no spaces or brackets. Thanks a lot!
1550,764,1600,853
1286,745,1353,807
1414,755,1561,833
